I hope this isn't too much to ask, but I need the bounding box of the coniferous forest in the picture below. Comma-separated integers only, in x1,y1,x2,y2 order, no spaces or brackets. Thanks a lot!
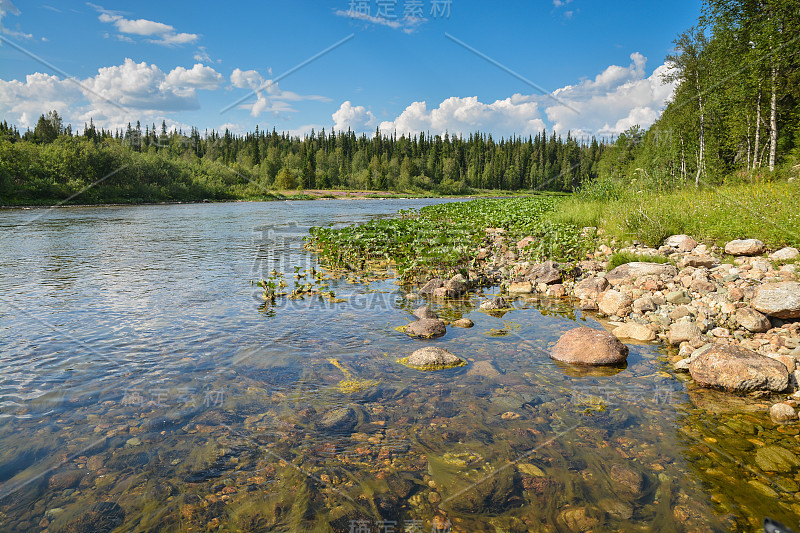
0,115,606,205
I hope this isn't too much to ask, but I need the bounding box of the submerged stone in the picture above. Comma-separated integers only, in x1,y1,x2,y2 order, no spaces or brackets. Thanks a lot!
755,445,800,473
400,347,466,371
550,327,629,366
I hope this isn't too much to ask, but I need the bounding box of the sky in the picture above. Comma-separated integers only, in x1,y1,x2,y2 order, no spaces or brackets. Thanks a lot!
0,0,703,139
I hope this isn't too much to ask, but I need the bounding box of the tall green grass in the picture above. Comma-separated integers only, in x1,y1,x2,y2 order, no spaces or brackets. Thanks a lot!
552,181,800,248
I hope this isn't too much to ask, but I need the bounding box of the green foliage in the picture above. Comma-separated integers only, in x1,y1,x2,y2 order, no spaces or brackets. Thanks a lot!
607,252,669,271
307,196,596,281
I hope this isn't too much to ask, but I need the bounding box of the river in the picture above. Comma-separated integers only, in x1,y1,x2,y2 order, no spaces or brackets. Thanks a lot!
0,200,797,532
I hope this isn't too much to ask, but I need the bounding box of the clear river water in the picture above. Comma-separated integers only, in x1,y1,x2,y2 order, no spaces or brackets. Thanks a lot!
1,199,799,532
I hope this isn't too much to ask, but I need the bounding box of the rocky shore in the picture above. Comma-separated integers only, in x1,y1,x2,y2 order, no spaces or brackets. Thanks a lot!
411,229,800,420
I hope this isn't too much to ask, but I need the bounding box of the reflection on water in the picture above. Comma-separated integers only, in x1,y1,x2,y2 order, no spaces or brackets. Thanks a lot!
0,200,798,532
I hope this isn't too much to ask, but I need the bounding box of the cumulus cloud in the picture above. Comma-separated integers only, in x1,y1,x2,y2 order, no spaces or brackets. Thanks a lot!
0,59,225,131
333,101,378,132
165,64,224,90
335,52,676,139
90,3,198,46
229,68,330,118
545,53,676,137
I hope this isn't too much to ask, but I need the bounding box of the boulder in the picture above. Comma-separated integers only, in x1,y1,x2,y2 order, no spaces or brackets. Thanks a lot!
689,344,790,392
508,281,533,294
751,282,800,319
770,247,800,262
550,327,629,365
445,274,470,295
612,323,656,342
734,308,771,333
431,287,456,299
419,278,444,295
664,234,698,252
530,260,562,285
598,290,632,317
404,347,465,370
724,239,765,256
770,403,798,423
632,296,656,313
480,297,509,310
669,321,702,345
452,318,474,328
405,318,446,338
574,277,609,300
606,262,677,286
317,407,357,433
679,255,718,268
413,306,438,320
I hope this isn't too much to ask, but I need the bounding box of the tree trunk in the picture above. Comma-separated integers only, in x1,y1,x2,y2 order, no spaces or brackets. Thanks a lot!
695,71,705,187
753,87,761,169
769,62,778,172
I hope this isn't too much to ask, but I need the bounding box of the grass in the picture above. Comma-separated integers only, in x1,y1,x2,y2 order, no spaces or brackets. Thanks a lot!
552,181,800,249
606,252,670,271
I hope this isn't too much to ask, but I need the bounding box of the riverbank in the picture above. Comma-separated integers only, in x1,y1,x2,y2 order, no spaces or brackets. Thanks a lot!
308,189,800,405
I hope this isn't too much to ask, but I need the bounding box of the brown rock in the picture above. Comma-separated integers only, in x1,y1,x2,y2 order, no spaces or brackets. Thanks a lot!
405,347,464,368
480,297,509,310
530,260,562,285
548,284,566,298
751,282,800,319
664,234,698,252
444,274,470,295
452,318,474,328
690,279,715,294
680,255,718,268
609,463,644,496
550,327,629,365
413,306,438,320
508,281,533,294
419,278,444,295
734,308,771,333
689,344,790,392
725,239,765,256
606,262,677,286
405,319,447,338
574,277,609,300
668,321,701,345
598,290,632,317
770,403,798,423
612,323,656,342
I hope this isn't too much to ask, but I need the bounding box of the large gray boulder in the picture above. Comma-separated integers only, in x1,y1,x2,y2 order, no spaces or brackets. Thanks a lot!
689,344,790,392
550,327,629,365
605,262,677,286
751,282,800,319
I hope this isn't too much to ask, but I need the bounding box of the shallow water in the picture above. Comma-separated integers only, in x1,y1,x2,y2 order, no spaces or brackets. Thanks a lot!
1,200,799,532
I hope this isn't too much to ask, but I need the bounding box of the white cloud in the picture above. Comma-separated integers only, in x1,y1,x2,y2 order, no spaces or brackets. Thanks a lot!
0,59,224,131
333,101,378,132
0,0,34,40
229,68,330,118
357,96,546,137
545,53,677,137
0,72,81,128
334,8,425,34
193,46,220,64
165,63,224,90
337,52,676,139
90,3,198,46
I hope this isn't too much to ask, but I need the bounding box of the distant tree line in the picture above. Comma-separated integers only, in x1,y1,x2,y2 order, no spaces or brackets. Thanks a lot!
0,111,608,204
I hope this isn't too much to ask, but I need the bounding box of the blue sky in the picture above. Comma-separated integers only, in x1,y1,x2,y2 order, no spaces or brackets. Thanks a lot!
0,0,702,138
